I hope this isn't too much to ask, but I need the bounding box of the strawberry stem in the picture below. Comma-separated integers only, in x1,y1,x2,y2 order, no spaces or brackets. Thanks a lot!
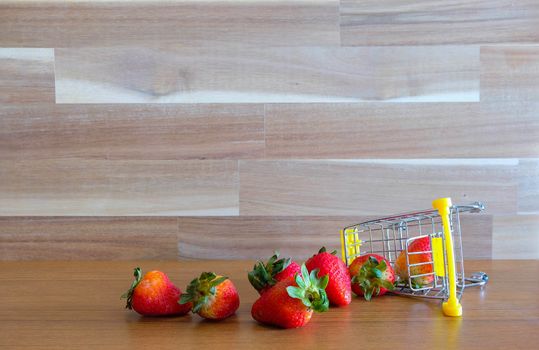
248,251,292,292
179,272,228,313
120,267,143,309
351,256,394,301
286,264,329,313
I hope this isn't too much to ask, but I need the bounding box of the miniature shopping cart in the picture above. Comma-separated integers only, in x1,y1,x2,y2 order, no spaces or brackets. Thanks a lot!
340,198,488,317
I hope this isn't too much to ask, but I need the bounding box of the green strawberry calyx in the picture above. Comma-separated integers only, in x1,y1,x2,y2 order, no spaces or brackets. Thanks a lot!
286,264,330,313
248,251,291,292
179,272,228,313
120,267,143,309
318,246,338,255
352,256,395,301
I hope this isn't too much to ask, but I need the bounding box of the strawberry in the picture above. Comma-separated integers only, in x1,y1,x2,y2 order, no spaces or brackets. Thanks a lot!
248,251,301,294
305,247,352,306
394,236,434,287
121,267,191,316
179,272,239,320
349,254,395,300
251,264,329,329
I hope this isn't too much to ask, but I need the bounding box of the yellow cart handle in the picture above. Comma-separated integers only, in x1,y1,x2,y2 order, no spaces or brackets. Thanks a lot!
433,197,462,317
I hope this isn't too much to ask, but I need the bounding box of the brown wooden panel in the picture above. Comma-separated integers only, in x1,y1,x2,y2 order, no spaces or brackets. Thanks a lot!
1,261,537,349
265,102,536,158
266,102,539,158
340,0,539,45
0,1,339,47
178,216,355,260
0,217,178,260
519,159,539,214
493,215,539,259
0,48,54,103
55,46,478,103
239,160,517,216
0,104,264,160
178,215,492,260
481,45,539,101
0,160,239,216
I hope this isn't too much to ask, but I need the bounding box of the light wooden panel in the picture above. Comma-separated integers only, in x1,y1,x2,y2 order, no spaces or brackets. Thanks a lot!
54,46,479,103
477,102,539,158
178,216,355,260
0,104,264,160
0,217,178,260
519,159,539,214
481,45,539,101
493,215,539,259
0,0,339,47
177,214,492,260
0,214,492,260
0,160,239,216
267,103,539,159
0,48,55,103
239,159,518,216
340,0,539,46
265,102,538,158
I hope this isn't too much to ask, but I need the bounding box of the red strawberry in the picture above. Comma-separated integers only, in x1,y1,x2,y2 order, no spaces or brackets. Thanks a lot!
248,251,301,294
395,236,434,287
179,272,239,320
305,247,352,306
251,264,329,329
121,267,191,316
349,254,395,300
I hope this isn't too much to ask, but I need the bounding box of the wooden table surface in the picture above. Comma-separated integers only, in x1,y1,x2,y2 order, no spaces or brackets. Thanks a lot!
1,260,538,349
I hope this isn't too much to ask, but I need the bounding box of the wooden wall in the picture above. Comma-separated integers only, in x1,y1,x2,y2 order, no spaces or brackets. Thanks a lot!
1,1,538,260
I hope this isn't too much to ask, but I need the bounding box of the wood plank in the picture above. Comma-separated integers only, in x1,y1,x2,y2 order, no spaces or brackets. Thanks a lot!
519,159,539,214
0,160,238,216
340,0,539,45
239,159,517,216
0,0,339,48
55,46,479,103
477,102,539,158
178,216,355,260
0,104,264,160
481,45,539,101
493,215,539,259
265,102,536,158
178,215,492,260
0,217,178,260
266,102,539,158
0,48,55,103
0,261,537,349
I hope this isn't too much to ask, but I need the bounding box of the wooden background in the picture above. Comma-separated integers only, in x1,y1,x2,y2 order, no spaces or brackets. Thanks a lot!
0,0,538,260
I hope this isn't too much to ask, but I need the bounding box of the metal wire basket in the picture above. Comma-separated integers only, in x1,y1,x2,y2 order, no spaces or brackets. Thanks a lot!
340,197,488,316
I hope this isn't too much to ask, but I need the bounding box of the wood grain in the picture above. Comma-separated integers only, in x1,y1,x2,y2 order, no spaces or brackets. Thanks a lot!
519,159,539,214
0,104,264,160
0,160,239,216
0,48,55,103
340,0,539,46
265,102,539,158
266,102,539,158
54,46,479,103
481,45,539,101
0,260,537,349
0,214,493,260
492,215,539,259
177,214,492,260
0,0,339,48
239,159,518,216
0,217,178,260
478,102,539,158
